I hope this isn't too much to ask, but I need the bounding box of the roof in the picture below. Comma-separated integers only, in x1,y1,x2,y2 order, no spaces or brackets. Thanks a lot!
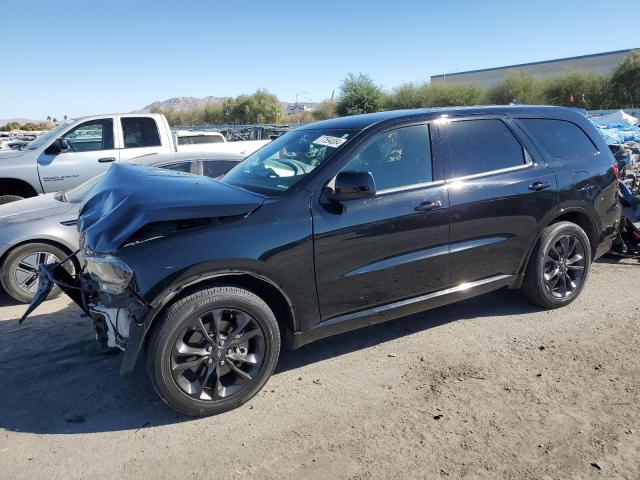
303,105,581,130
431,48,638,79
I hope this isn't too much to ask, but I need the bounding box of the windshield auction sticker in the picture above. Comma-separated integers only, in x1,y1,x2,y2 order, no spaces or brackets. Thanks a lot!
313,135,347,148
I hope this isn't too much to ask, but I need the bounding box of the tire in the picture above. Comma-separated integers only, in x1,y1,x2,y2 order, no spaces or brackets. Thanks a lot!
0,242,73,303
521,221,591,309
0,195,24,205
146,286,281,416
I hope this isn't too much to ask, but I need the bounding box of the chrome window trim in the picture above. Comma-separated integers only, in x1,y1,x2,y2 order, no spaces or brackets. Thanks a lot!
375,179,446,196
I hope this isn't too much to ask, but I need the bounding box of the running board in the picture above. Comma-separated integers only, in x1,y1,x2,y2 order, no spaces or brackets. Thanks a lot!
288,274,514,349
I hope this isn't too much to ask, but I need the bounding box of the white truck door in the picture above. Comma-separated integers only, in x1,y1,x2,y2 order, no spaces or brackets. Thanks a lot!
117,116,168,162
36,117,119,193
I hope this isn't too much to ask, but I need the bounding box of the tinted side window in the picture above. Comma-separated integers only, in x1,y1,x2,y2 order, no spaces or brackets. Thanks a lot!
161,162,194,173
342,124,432,191
121,117,161,148
518,119,597,158
202,160,238,179
63,119,114,152
446,119,524,178
178,135,224,145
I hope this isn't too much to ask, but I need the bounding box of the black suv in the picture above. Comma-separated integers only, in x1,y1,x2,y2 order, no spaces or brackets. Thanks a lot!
26,106,621,416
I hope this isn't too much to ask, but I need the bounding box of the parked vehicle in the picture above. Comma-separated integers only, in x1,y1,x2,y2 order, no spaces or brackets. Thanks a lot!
22,106,621,417
0,113,266,204
175,129,270,155
1,152,244,303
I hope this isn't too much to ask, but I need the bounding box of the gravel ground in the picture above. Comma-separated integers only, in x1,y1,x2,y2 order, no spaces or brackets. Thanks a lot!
0,258,639,479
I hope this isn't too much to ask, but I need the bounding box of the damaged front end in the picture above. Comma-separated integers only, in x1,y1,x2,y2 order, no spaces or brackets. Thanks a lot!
20,249,151,367
20,163,266,375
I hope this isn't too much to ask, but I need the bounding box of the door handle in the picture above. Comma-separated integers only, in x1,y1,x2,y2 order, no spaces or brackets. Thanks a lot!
529,181,551,191
98,157,116,163
414,200,443,212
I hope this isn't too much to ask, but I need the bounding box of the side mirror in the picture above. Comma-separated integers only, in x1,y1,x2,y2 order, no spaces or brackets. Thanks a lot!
45,138,69,155
327,171,376,203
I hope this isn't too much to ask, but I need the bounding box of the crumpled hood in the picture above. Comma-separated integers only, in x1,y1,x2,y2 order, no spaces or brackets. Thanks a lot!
0,193,76,223
0,148,27,161
78,163,265,253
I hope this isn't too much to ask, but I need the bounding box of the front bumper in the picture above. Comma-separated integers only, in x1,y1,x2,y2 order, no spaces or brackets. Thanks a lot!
20,255,151,375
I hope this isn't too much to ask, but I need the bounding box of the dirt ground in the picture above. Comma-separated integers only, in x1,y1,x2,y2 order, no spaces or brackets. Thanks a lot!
0,258,639,480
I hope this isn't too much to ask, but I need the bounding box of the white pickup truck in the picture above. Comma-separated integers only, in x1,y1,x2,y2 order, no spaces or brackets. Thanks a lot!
0,113,269,204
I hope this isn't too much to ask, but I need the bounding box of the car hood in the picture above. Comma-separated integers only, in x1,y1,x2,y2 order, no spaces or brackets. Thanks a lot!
78,163,266,253
0,193,78,223
0,148,27,161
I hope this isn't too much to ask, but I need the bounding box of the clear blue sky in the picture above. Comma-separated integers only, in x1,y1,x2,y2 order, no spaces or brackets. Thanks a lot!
0,0,636,120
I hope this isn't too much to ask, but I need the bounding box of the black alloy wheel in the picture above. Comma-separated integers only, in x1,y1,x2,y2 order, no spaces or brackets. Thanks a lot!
542,234,586,299
171,308,266,400
522,221,591,309
147,286,280,416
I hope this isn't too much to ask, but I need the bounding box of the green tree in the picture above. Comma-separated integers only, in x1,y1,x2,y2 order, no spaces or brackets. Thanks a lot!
336,73,385,116
386,82,485,109
486,73,546,105
543,71,610,109
610,51,640,108
312,100,337,120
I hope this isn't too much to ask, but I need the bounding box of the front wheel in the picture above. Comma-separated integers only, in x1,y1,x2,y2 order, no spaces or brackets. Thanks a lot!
521,221,591,309
1,242,74,303
146,286,281,416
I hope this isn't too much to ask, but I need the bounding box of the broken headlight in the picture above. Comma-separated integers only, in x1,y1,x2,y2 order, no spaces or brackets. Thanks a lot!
84,254,133,294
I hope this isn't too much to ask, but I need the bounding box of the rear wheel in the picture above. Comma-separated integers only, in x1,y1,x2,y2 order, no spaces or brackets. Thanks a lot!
0,195,24,205
521,221,591,309
1,242,73,303
146,286,281,416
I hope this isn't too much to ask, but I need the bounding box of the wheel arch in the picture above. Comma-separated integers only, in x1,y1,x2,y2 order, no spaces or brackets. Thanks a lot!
0,178,38,199
146,270,297,336
0,238,79,271
514,207,599,287
120,269,297,376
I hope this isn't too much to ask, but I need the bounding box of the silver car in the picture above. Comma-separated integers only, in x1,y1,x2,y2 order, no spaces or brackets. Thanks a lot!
0,152,243,303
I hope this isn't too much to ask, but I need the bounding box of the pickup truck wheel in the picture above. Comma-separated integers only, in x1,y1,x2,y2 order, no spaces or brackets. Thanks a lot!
521,221,591,309
1,243,73,303
146,286,281,416
0,195,24,205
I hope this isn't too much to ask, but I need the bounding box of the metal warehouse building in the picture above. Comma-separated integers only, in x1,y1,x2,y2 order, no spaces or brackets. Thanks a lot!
431,48,638,88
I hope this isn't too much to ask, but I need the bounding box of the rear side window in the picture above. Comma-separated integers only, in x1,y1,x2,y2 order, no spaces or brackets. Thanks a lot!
445,119,525,178
178,135,224,145
202,160,238,179
518,119,597,158
121,117,161,148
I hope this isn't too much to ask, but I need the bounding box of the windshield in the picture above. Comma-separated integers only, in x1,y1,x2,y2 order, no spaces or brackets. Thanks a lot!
27,122,70,150
222,128,357,194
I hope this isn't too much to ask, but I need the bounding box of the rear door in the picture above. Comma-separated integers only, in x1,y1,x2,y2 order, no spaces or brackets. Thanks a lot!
37,117,118,193
117,116,165,162
312,122,450,321
441,116,558,285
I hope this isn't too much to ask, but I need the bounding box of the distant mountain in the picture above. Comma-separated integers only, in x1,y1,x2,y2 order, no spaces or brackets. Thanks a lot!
138,96,321,114
137,96,229,113
0,118,45,126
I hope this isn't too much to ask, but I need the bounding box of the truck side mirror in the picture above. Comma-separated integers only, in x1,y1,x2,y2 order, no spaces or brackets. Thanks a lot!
326,171,376,203
45,138,69,155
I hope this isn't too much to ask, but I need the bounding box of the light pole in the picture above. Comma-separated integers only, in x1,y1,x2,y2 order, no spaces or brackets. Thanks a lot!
295,91,309,124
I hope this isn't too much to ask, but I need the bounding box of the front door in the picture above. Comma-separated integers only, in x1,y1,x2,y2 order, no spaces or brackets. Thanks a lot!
312,122,450,321
37,117,118,193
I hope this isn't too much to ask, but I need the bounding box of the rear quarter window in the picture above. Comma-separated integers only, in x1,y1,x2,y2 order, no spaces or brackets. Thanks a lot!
518,119,597,158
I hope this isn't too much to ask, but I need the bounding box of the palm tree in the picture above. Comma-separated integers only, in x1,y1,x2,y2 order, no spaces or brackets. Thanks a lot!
46,116,51,126
52,118,58,124
63,115,68,122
